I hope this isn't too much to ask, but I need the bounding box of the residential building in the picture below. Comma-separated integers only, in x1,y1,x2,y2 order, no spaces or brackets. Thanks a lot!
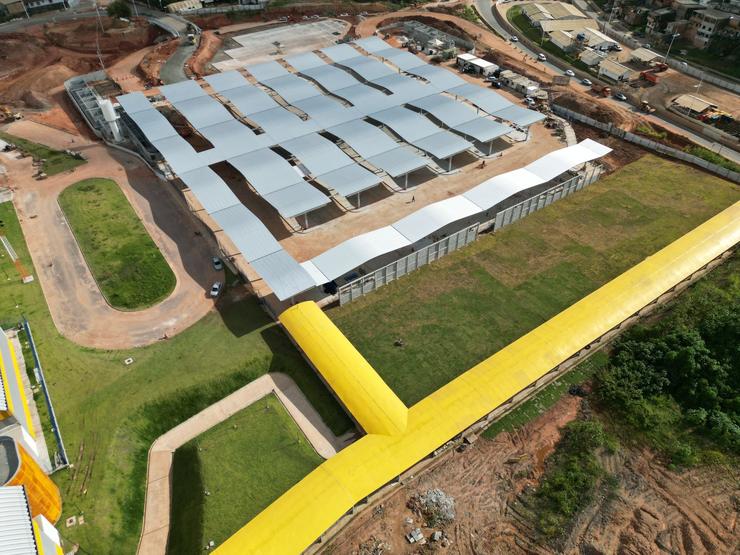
686,8,736,48
624,6,649,26
24,0,67,13
580,27,618,50
646,7,676,34
0,0,25,17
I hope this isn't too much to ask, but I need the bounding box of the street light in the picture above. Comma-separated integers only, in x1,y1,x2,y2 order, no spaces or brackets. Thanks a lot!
663,32,681,64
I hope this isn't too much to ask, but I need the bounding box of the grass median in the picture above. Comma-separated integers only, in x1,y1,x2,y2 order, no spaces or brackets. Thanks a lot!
58,177,176,310
167,394,324,554
0,200,352,554
0,131,86,176
330,155,739,406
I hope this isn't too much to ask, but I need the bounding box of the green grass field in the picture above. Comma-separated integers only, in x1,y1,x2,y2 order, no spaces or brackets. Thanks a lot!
331,155,739,406
58,178,176,310
167,394,324,554
0,131,86,176
0,200,351,554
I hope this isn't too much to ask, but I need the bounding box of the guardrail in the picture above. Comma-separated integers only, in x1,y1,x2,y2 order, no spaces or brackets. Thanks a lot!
553,105,740,183
22,319,69,470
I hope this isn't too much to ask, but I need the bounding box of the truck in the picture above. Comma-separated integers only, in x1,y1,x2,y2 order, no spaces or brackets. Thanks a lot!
652,62,668,72
640,71,659,85
640,100,656,113
591,83,612,97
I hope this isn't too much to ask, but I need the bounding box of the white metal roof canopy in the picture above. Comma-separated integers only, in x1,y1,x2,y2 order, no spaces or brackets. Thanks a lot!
0,486,37,555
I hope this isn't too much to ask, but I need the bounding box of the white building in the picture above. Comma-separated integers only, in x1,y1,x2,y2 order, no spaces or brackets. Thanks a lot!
598,59,633,81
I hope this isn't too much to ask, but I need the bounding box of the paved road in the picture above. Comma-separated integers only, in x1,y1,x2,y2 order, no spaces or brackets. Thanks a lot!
137,372,349,555
160,38,197,84
4,120,221,349
477,0,740,164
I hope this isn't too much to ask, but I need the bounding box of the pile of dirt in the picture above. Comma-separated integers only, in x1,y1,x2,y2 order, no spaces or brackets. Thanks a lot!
322,393,739,555
553,91,630,126
572,122,646,171
139,39,180,86
189,30,222,77
0,19,163,110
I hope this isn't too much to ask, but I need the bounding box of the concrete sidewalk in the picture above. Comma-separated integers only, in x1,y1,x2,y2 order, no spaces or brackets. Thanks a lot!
137,372,348,555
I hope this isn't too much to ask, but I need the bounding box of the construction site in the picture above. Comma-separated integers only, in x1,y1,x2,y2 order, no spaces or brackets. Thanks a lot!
0,2,738,555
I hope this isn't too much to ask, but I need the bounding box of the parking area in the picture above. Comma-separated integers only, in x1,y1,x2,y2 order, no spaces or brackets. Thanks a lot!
215,20,350,70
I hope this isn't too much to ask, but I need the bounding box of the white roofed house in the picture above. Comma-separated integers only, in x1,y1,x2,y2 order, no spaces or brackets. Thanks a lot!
579,48,606,67
580,27,618,50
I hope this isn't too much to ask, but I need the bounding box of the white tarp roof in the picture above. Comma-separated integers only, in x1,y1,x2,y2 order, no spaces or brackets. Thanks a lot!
245,60,289,81
392,196,482,243
303,139,611,285
116,92,154,114
159,79,206,103
311,226,411,281
217,84,278,115
179,166,240,214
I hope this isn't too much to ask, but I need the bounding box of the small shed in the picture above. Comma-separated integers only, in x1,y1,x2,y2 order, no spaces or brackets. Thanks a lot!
672,94,717,115
598,59,632,81
550,30,575,51
579,48,605,67
456,52,477,68
631,47,660,64
469,58,498,76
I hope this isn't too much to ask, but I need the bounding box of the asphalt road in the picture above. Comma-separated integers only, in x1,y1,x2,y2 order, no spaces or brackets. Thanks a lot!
475,0,740,164
160,38,197,84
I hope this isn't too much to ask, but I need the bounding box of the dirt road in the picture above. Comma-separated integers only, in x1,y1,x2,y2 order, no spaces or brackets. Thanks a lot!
3,120,220,349
138,372,349,555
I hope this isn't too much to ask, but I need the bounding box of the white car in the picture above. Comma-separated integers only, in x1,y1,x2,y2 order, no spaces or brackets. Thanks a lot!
212,257,223,271
210,282,223,298
510,36,518,42
538,53,547,62
524,97,536,107
564,69,575,77
581,78,592,86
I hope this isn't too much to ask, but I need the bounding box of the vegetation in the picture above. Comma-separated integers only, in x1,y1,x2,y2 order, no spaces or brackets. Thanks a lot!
634,122,667,141
106,0,132,19
58,178,176,310
167,394,323,554
0,201,350,554
507,5,591,72
595,255,740,465
456,5,479,23
527,420,615,540
482,352,608,439
331,155,739,406
0,131,86,176
684,145,740,173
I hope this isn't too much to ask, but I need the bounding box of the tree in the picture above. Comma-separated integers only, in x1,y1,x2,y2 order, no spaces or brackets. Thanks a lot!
107,0,132,19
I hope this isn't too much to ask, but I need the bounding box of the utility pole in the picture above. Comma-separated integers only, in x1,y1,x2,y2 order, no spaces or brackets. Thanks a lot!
663,32,680,64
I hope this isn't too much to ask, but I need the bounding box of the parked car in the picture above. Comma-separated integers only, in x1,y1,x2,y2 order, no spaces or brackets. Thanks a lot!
613,92,628,101
538,53,547,62
210,282,223,298
581,78,592,86
524,97,536,107
212,257,223,271
564,69,575,77
611,44,623,52
510,36,518,42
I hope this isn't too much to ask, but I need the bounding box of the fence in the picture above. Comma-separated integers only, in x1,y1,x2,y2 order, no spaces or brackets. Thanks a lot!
182,1,266,15
22,319,69,470
494,167,600,230
338,167,602,305
338,225,479,305
553,105,740,183
600,26,740,94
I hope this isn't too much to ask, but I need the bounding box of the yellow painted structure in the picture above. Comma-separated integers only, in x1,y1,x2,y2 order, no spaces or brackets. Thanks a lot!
1,437,62,524
0,329,36,437
281,302,408,436
216,202,740,555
